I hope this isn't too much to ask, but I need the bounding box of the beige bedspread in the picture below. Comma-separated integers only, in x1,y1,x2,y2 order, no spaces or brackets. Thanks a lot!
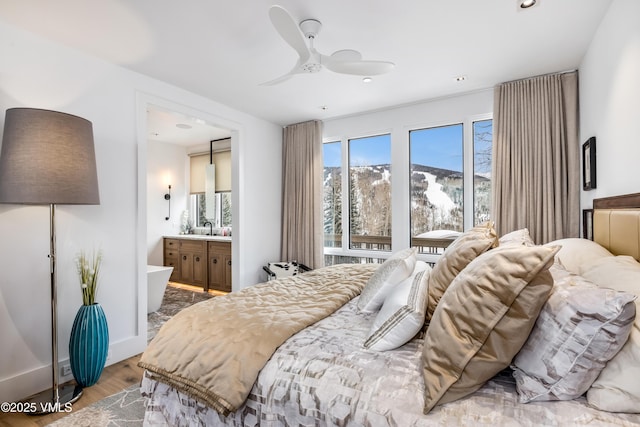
138,263,377,416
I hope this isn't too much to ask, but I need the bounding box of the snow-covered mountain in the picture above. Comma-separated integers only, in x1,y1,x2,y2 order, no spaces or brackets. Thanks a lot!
323,164,490,237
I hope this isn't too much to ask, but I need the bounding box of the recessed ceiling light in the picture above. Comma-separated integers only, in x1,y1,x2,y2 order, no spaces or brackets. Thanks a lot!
362,77,373,83
520,0,537,9
176,123,192,129
455,75,467,82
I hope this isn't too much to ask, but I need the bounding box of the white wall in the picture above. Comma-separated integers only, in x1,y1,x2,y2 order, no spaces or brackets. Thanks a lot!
0,20,282,402
147,141,188,266
579,0,640,209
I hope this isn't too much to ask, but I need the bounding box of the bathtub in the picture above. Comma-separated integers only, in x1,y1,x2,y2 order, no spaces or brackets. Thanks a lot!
147,265,173,313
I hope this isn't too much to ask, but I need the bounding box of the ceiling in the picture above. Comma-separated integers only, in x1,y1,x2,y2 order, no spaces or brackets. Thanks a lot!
0,0,612,143
146,105,232,147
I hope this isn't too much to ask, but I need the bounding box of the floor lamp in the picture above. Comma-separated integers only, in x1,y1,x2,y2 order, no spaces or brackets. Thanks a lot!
0,108,100,413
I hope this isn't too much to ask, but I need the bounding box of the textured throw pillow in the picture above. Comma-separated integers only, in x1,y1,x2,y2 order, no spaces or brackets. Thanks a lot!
499,228,535,247
581,255,640,413
422,244,559,414
426,222,498,318
511,263,636,403
363,261,431,351
544,238,613,275
358,247,417,313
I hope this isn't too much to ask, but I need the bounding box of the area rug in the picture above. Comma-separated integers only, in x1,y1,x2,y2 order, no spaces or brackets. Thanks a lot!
47,384,144,427
47,285,214,426
147,284,214,342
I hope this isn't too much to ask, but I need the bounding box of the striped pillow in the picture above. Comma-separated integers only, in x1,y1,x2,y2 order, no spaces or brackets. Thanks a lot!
358,247,417,313
364,262,430,351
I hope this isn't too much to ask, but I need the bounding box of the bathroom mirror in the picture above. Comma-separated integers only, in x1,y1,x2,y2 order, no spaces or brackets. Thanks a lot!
205,163,216,220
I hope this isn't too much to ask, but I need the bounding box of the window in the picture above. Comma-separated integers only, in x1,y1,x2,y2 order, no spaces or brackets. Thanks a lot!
323,117,492,263
323,141,342,248
219,192,232,227
473,119,493,225
192,192,232,228
349,134,391,251
409,124,464,237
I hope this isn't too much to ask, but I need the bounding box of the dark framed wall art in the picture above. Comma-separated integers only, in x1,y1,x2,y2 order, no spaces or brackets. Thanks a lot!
583,137,597,190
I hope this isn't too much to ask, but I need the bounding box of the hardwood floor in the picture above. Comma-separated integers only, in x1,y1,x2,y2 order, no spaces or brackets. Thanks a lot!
169,281,228,296
0,353,144,427
0,282,213,427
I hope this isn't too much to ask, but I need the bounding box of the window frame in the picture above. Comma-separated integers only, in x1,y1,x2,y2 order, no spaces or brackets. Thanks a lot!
323,113,492,264
190,191,232,229
347,133,393,253
408,122,465,245
472,118,494,226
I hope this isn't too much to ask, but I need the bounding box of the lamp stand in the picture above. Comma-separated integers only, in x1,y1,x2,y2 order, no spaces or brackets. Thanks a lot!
25,204,82,414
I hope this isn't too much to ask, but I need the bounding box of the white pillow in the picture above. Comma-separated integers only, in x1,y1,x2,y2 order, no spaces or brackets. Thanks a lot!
357,247,417,313
544,238,613,275
512,264,636,403
364,261,430,351
582,256,640,413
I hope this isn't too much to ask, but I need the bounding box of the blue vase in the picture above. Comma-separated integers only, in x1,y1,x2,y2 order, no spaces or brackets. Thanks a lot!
69,303,109,387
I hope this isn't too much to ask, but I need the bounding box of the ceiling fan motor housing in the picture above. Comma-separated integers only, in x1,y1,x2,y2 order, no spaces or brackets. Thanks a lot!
299,19,322,39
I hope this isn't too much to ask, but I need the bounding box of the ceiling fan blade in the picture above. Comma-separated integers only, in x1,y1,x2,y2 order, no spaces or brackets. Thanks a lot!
259,73,294,86
259,58,306,86
330,49,363,62
269,5,310,60
324,58,395,76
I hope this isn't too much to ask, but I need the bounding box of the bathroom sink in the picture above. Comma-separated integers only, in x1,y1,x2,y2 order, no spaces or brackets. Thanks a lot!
170,234,231,241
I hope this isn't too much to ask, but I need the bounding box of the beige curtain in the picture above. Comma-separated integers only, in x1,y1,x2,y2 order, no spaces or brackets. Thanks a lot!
280,120,324,268
492,71,580,244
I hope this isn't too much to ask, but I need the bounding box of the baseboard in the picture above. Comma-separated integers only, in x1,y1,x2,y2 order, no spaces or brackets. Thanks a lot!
0,335,147,403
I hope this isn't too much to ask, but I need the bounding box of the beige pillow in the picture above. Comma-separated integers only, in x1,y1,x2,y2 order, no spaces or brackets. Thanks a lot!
363,262,430,351
499,228,535,246
512,264,636,403
422,244,559,414
582,255,640,413
358,247,417,313
426,222,498,318
544,238,613,275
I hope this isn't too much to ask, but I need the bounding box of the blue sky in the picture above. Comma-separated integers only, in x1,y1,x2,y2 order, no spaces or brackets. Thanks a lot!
324,120,493,174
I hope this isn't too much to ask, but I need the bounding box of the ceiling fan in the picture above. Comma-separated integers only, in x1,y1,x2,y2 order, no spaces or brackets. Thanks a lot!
261,5,395,86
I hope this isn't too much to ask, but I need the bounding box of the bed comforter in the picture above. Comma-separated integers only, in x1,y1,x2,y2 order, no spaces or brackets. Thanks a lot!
141,295,640,426
138,263,377,415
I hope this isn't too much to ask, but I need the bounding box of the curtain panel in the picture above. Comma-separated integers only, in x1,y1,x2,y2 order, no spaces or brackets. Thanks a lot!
280,120,324,268
492,71,580,244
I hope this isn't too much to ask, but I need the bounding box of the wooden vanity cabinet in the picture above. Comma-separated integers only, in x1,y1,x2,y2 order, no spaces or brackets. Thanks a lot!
163,237,231,292
179,240,206,288
208,241,232,292
163,238,181,282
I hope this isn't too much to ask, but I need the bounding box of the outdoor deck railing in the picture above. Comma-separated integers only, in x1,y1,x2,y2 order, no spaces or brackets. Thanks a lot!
324,234,455,254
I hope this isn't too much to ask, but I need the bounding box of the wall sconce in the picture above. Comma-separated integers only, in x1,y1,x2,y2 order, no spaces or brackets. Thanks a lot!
164,184,171,220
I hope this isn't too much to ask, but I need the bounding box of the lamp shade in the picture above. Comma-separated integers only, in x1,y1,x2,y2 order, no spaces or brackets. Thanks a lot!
0,108,100,205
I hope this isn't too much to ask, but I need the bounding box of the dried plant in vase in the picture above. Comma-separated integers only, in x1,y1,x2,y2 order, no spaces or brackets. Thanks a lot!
76,249,103,305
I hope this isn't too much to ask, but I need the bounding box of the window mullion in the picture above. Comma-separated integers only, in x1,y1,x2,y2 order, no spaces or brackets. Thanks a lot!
341,137,349,251
463,119,474,230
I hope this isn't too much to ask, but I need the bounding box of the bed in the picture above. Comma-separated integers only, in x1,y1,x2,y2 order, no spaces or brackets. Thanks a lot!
139,193,640,426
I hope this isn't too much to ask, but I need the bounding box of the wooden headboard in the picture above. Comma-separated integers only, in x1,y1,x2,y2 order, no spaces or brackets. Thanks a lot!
593,192,640,261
